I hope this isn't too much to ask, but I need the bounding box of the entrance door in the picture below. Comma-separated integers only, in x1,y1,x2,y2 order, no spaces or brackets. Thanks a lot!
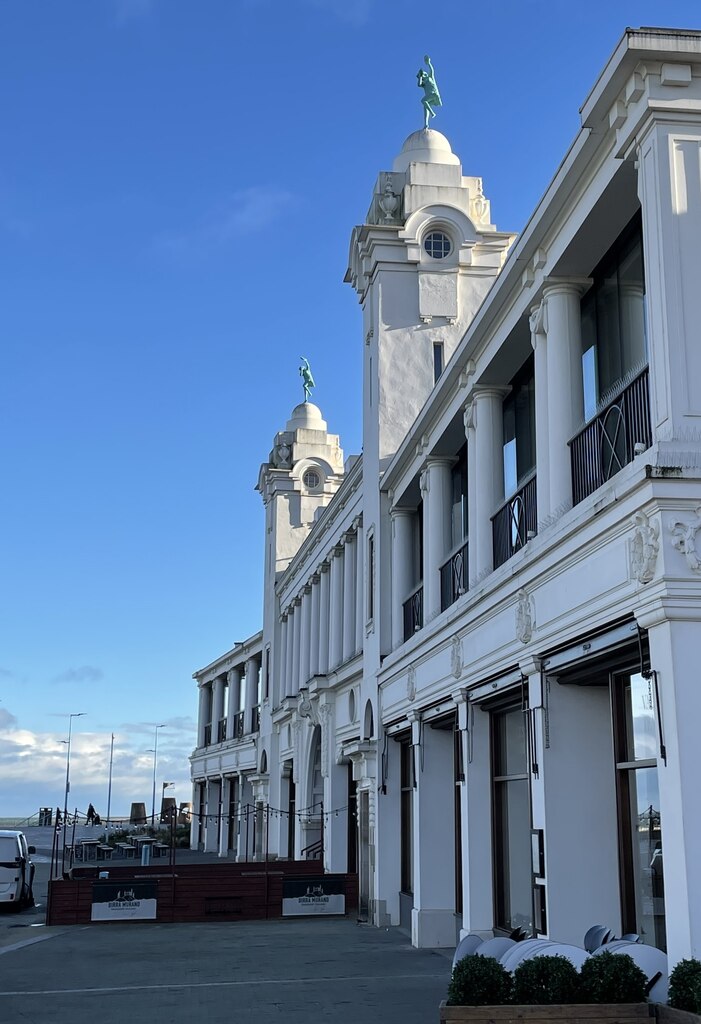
613,671,665,949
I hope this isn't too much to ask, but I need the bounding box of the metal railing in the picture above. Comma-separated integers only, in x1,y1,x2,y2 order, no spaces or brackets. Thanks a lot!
251,705,261,733
203,724,212,747
232,711,244,739
440,541,469,612
570,366,651,506
402,583,423,643
492,474,538,569
217,718,227,743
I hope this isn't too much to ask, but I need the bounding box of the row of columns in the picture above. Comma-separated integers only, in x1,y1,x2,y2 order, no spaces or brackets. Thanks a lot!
279,518,364,698
196,655,262,748
390,280,590,643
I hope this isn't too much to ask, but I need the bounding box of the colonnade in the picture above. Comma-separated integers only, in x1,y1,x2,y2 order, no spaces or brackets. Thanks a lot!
390,280,592,644
279,518,363,698
196,655,262,748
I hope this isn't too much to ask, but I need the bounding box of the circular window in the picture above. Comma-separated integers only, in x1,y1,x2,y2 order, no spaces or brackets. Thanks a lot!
303,469,321,489
423,230,452,260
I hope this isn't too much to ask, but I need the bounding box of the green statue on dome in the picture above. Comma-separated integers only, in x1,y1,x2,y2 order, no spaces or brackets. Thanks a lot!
299,356,315,402
417,55,442,130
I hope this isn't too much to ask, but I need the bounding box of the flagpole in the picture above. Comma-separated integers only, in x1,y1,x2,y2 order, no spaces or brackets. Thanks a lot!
106,733,114,840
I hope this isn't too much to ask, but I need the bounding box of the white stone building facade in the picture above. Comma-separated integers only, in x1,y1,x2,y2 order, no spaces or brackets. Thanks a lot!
190,28,701,966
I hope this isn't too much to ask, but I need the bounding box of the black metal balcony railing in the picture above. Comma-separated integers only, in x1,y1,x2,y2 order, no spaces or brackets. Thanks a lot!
440,541,469,612
403,583,424,643
203,723,212,747
570,366,651,506
492,475,538,570
232,710,244,739
217,718,227,743
251,705,261,733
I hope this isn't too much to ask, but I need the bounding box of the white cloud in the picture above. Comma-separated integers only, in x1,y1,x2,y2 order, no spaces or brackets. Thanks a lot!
0,715,195,820
52,665,104,685
152,186,296,260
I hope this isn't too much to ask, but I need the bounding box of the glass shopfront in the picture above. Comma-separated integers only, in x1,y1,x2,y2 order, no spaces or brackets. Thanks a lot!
492,703,533,933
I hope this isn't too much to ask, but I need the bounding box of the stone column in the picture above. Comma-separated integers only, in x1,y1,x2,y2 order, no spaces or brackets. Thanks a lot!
301,586,313,686
204,778,220,853
543,280,588,515
422,458,453,622
465,389,505,583
530,301,550,522
292,599,302,695
189,781,201,849
285,606,295,698
212,675,225,744
342,533,357,662
329,545,344,670
355,521,364,654
318,563,330,675
197,684,208,748
391,508,414,648
637,113,701,440
225,668,241,740
244,657,259,734
219,777,230,857
637,605,701,964
411,712,456,947
309,574,321,677
278,618,288,705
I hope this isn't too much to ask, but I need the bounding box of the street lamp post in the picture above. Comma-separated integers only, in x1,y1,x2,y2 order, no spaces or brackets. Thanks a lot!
150,725,165,826
63,713,86,828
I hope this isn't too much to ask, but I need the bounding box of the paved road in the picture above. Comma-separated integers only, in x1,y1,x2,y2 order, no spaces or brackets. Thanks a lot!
0,828,453,1023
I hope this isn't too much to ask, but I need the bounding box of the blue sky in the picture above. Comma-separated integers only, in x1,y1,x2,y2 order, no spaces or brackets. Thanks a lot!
2,0,700,818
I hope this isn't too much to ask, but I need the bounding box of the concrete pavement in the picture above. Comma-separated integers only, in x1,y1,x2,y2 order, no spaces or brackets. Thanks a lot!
0,826,454,1023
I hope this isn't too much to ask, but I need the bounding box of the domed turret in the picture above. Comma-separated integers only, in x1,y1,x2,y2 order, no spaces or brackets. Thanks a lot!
285,402,327,433
392,128,461,173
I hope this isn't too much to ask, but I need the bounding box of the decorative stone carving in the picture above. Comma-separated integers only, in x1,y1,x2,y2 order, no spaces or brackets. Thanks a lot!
670,505,701,572
407,664,416,702
471,178,488,224
319,703,333,778
298,690,319,726
275,442,291,467
630,510,660,583
515,589,536,644
378,174,400,223
451,635,464,679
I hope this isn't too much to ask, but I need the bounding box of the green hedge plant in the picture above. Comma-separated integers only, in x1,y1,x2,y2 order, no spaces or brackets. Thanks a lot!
513,955,581,1005
448,955,513,1006
669,959,701,1013
579,951,648,1003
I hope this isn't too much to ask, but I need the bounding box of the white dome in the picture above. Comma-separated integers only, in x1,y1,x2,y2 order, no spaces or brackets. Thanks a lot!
392,129,460,173
285,402,327,432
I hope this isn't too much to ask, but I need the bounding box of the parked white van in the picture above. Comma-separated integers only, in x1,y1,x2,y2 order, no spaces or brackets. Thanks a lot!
0,830,35,909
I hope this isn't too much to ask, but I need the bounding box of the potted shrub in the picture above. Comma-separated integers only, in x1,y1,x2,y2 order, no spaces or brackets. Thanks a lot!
659,959,701,1024
440,949,652,1023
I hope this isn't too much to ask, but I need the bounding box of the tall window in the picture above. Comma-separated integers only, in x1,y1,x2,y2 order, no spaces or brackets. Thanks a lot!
502,357,536,498
613,671,665,950
450,446,468,550
367,532,375,623
400,741,414,895
433,342,444,383
581,217,647,420
492,703,533,932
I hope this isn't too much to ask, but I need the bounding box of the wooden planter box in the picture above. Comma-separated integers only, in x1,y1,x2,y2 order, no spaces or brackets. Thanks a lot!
439,1003,652,1023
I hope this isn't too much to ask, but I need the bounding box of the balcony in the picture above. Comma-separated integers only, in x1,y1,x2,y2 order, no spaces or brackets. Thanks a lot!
203,723,212,747
232,710,244,739
403,583,424,643
440,541,469,612
251,705,261,733
217,718,227,743
492,475,538,569
570,366,651,506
